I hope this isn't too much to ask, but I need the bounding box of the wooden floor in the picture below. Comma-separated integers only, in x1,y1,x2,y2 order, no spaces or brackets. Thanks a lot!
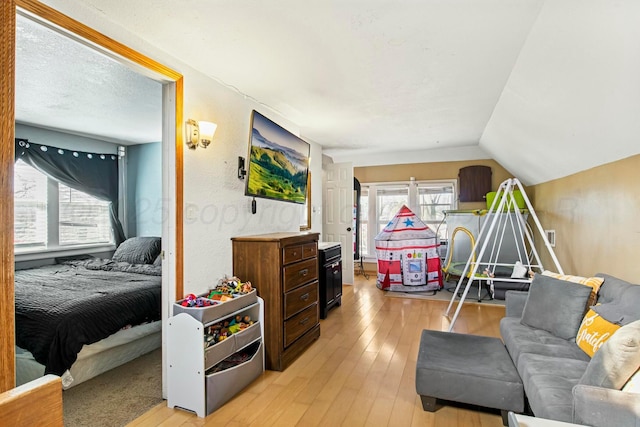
130,274,506,427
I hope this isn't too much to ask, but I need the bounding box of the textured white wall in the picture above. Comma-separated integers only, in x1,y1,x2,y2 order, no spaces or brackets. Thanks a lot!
39,0,323,296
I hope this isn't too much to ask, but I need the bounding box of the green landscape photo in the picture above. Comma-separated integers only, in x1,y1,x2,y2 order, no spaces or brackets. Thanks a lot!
245,111,310,204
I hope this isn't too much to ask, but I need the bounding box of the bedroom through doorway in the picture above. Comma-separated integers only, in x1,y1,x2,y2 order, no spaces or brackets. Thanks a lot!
5,0,184,403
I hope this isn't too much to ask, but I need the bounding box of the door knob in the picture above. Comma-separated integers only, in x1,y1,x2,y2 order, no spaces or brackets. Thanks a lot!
346,227,352,232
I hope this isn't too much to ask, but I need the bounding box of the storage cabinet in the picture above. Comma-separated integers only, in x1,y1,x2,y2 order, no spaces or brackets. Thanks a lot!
318,242,342,319
459,165,492,202
232,232,320,371
167,292,264,417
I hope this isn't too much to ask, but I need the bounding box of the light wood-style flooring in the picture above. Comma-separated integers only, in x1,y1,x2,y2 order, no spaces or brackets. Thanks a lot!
130,274,506,427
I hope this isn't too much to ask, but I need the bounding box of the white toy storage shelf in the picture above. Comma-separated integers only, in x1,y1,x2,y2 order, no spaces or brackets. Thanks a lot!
167,291,264,417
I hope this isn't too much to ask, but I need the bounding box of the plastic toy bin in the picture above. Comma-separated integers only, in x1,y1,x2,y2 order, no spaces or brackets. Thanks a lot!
173,289,258,324
485,190,525,211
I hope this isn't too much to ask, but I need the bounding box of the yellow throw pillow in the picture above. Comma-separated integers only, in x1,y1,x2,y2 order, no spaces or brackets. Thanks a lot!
576,308,621,357
542,270,604,307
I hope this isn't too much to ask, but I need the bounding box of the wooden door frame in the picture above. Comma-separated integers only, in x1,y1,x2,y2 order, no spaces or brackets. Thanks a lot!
0,0,185,391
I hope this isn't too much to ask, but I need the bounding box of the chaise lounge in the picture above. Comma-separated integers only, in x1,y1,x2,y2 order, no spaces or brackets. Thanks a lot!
416,272,640,426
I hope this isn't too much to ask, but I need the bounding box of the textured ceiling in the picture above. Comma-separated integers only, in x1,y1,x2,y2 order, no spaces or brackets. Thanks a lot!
67,0,543,164
15,15,162,145
19,1,640,185
16,1,542,154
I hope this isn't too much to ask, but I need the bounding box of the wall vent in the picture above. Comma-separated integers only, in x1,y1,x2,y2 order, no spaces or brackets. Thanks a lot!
545,229,556,247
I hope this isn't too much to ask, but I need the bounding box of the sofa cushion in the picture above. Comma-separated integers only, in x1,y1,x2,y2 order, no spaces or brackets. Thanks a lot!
579,320,640,390
575,307,621,357
591,274,640,326
520,273,592,340
518,353,590,422
595,273,638,304
501,317,590,369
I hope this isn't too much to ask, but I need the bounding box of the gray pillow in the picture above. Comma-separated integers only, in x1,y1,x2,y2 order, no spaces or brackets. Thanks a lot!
595,273,634,304
579,320,640,389
153,253,162,267
591,274,640,325
112,237,161,265
520,273,592,340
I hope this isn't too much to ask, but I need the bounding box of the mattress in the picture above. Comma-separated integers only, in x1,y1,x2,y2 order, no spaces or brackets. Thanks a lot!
16,320,162,389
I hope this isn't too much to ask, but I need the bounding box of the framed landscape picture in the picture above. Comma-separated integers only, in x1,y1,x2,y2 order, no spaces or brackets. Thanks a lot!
245,110,310,205
300,173,311,230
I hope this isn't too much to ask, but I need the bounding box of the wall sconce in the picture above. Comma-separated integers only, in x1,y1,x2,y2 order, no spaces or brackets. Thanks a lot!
238,156,247,180
186,119,217,149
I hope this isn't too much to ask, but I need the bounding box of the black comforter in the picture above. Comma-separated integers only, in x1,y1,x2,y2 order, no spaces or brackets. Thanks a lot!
15,259,161,376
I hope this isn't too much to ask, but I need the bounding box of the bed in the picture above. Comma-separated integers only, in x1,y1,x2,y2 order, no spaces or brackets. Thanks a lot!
15,237,163,389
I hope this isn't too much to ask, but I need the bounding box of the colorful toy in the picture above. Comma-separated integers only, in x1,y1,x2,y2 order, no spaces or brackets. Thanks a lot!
207,275,254,300
205,313,255,345
180,293,216,308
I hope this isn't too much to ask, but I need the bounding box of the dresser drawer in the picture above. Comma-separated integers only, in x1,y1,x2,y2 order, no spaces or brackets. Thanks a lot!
282,245,303,265
284,281,318,319
301,242,317,260
284,304,318,348
283,258,318,292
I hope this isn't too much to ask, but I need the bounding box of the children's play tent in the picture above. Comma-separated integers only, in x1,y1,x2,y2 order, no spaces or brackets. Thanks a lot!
375,205,443,292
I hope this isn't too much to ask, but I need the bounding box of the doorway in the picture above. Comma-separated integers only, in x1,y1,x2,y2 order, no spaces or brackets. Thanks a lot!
1,0,184,399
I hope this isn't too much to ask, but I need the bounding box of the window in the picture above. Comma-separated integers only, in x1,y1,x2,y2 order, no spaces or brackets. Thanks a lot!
59,183,113,245
14,160,48,250
359,180,457,259
376,185,409,234
14,160,113,253
417,182,455,241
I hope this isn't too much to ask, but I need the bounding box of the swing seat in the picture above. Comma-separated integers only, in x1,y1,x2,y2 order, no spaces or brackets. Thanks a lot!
489,273,531,300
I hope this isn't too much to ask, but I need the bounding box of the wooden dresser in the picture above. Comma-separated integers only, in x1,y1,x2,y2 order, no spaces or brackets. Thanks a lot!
231,232,321,371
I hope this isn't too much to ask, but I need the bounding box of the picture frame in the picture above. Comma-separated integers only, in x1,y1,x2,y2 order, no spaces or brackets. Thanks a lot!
300,173,311,230
245,110,310,205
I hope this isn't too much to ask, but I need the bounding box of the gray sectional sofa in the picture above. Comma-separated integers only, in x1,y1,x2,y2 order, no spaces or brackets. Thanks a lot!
500,273,640,426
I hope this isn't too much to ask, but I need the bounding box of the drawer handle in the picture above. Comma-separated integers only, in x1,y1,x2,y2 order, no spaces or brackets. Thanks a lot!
299,317,310,325
331,262,340,268
292,251,298,256
299,268,309,276
300,293,310,301
333,270,339,275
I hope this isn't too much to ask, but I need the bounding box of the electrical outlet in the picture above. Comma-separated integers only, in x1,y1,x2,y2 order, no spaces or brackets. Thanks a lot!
545,229,556,247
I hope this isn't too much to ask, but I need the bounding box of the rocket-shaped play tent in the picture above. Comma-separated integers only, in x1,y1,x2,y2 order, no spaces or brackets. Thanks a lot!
375,205,443,292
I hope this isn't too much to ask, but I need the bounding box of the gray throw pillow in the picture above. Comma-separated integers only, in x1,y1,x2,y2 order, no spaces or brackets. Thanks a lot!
595,273,634,304
112,236,161,264
520,273,592,340
579,320,640,389
591,274,640,325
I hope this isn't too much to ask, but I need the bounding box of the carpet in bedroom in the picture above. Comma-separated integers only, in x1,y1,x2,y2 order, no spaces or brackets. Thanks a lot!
63,348,163,426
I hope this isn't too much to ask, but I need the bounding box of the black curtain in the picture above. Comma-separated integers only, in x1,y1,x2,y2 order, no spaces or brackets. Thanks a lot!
15,139,126,245
354,177,361,260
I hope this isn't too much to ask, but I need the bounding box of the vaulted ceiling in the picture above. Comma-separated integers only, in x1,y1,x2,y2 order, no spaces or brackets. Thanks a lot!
18,0,640,185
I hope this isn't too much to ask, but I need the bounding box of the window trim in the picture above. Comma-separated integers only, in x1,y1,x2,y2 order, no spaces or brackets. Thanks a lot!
14,243,117,262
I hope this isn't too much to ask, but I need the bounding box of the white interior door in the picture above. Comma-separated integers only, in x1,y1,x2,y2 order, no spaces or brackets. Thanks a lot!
323,162,354,285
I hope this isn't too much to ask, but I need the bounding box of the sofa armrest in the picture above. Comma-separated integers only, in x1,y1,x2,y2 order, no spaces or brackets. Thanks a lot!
504,291,528,318
573,384,640,427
